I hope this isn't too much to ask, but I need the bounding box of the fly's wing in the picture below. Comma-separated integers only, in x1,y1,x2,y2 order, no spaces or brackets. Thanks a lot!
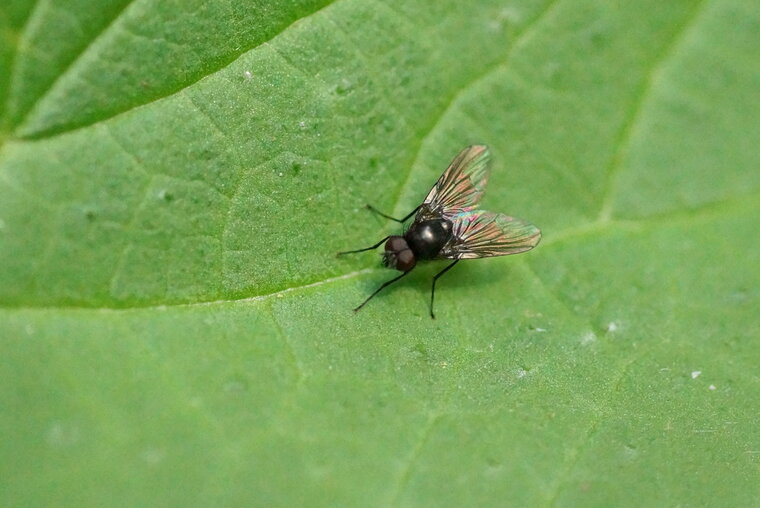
439,211,541,259
419,145,491,219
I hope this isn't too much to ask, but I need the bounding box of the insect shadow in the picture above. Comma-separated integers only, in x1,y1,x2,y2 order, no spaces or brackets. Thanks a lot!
338,145,541,319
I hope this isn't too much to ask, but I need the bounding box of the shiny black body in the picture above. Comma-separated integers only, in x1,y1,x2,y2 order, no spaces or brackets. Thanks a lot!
405,219,453,260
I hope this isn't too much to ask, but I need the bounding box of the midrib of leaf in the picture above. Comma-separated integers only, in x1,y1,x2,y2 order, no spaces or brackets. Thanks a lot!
12,0,340,141
0,193,755,313
0,268,374,313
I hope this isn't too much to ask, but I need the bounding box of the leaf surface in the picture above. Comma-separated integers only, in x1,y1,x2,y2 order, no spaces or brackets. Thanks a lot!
1,0,759,505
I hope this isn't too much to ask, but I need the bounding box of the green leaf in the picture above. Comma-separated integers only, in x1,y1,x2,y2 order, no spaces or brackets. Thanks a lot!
2,0,759,505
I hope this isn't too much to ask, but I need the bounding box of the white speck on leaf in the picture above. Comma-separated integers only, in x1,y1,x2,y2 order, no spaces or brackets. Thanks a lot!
606,321,619,332
278,172,283,177
622,445,638,460
516,368,528,379
299,121,307,129
224,379,247,393
581,331,597,345
543,61,561,82
141,447,166,465
243,70,253,80
499,7,523,23
709,384,716,391
46,421,80,447
691,371,702,379
487,7,521,31
334,77,353,95
487,20,502,32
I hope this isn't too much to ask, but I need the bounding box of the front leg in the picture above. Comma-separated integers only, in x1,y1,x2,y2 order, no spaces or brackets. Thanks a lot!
336,236,390,256
354,269,413,312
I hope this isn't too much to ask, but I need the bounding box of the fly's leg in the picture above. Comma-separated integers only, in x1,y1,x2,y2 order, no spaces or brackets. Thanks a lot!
354,269,413,312
336,236,390,256
365,204,421,224
429,259,460,319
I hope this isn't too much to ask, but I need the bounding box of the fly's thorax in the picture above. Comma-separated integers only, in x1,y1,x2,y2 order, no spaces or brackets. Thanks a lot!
382,236,416,272
405,219,453,259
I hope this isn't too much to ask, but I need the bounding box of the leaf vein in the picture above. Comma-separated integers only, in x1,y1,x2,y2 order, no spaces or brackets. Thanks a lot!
389,0,563,218
544,350,648,506
0,0,43,125
9,0,136,130
597,0,711,222
269,302,306,384
389,413,442,506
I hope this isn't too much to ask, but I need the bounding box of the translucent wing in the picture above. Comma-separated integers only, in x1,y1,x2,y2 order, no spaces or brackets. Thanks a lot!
419,145,490,219
439,211,541,259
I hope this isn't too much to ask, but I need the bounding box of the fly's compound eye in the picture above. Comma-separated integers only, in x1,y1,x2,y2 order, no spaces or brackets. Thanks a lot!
385,236,408,253
395,249,416,272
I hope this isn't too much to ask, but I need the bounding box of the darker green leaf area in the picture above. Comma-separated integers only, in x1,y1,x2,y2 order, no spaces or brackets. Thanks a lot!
8,0,334,138
0,0,35,131
1,0,759,506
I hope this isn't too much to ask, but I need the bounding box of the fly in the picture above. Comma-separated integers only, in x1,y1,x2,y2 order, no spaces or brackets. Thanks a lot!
338,145,541,318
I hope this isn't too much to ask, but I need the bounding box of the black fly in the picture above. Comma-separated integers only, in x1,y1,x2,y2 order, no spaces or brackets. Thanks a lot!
338,145,541,318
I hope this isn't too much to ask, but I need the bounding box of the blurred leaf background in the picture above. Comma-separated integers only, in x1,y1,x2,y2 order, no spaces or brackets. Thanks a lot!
1,0,759,506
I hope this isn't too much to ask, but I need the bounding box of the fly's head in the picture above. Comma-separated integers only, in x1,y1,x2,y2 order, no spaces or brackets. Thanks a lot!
382,236,416,272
